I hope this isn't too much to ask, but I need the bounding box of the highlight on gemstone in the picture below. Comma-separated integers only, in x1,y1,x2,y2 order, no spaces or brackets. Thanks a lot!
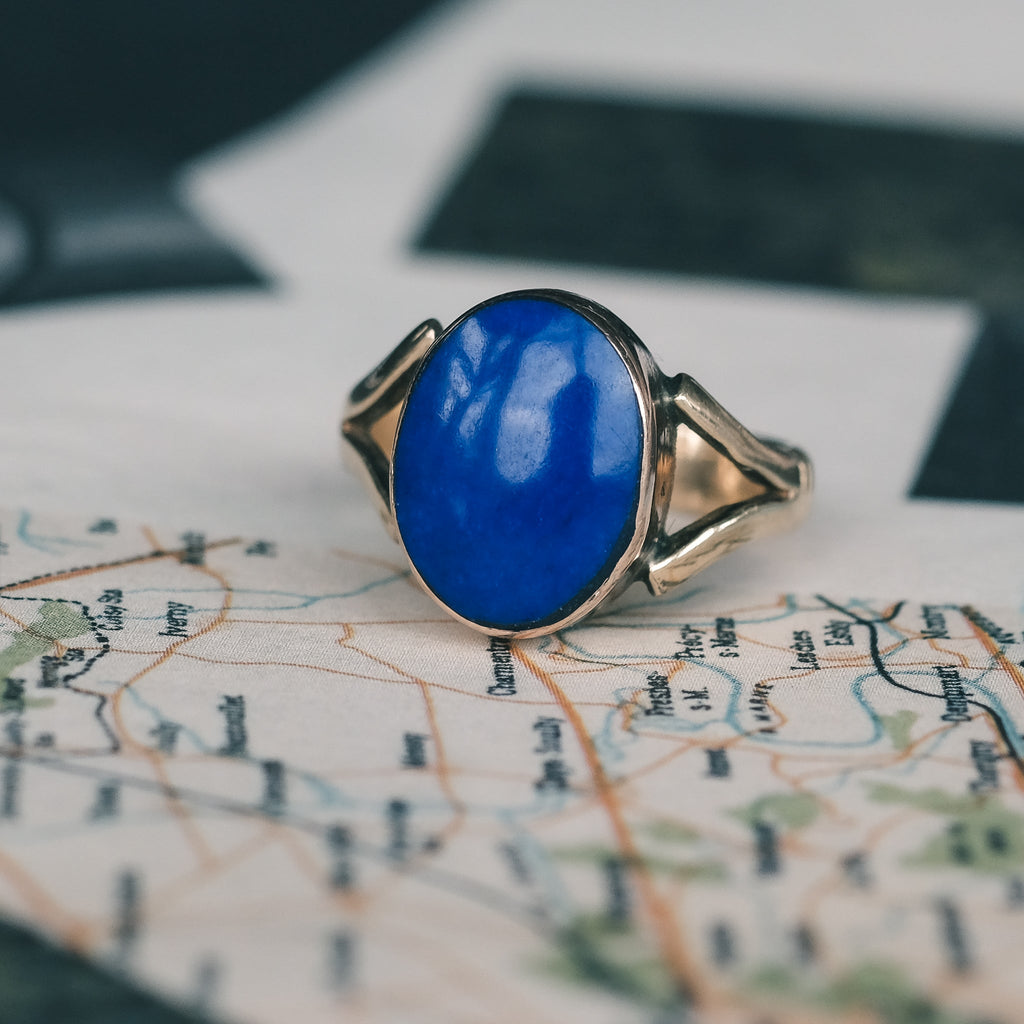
392,293,644,632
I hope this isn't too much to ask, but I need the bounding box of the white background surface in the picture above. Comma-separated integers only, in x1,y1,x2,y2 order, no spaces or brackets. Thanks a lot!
2,0,1022,606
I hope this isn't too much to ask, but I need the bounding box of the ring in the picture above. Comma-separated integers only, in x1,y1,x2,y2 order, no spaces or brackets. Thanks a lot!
342,289,812,638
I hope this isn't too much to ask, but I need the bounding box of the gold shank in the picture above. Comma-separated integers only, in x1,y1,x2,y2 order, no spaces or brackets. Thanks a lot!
341,319,439,541
342,313,812,631
670,425,767,517
645,372,811,597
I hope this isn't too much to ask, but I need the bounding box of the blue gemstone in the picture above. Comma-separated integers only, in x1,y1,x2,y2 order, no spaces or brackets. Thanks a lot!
392,295,644,631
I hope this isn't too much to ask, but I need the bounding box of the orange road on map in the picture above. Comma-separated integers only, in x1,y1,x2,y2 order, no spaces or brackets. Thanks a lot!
512,644,706,1009
958,614,1024,792
962,615,1024,704
0,537,241,593
105,529,238,875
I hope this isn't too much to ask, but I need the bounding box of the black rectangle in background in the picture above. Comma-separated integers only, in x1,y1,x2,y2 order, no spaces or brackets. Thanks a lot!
417,87,1024,503
912,315,1024,504
0,0,448,309
416,88,1024,307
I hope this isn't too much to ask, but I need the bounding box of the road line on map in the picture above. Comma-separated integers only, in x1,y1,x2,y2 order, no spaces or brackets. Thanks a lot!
512,644,706,1010
139,828,284,930
274,824,370,914
110,565,234,746
961,612,1024,705
797,807,912,967
0,538,242,593
335,641,469,912
176,651,412,685
82,810,350,948
779,720,968,783
0,603,33,633
342,643,466,817
0,842,90,950
376,914,562,1024
140,526,162,551
151,755,219,870
817,597,1024,784
331,547,409,575
767,750,842,829
10,747,543,933
102,535,236,869
925,630,1024,793
146,647,621,710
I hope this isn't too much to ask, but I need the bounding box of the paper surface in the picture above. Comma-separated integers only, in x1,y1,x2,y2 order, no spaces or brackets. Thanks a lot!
1,2,1024,1021
2,512,1023,1023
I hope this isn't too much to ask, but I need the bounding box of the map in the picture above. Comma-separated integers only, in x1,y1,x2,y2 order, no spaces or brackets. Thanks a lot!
1,508,1022,1024
3,3,1024,1021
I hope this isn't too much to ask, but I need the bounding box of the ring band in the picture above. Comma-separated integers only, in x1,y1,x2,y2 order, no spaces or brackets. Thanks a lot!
342,289,812,638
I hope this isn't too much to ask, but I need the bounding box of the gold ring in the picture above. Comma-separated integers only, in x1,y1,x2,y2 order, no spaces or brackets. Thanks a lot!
342,289,812,638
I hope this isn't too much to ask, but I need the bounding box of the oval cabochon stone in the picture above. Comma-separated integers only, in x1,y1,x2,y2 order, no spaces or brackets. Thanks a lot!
393,295,644,632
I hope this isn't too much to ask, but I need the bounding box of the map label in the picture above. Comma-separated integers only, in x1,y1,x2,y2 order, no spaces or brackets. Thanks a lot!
963,605,1016,647
789,630,820,671
749,680,776,728
921,605,950,639
180,531,206,566
158,600,194,638
710,617,740,657
487,637,516,695
969,739,1000,793
402,732,429,768
823,619,854,646
674,624,706,660
533,717,562,753
706,747,730,778
937,665,973,722
97,588,126,632
218,695,248,757
644,672,675,716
